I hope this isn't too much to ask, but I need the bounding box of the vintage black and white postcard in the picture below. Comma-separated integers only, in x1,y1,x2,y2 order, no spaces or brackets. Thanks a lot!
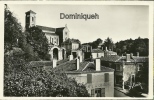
0,1,153,99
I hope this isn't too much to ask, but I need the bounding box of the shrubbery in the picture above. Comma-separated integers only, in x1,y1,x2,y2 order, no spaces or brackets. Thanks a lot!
4,54,90,96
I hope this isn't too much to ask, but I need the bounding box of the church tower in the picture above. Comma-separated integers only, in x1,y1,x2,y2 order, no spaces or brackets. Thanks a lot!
25,10,36,30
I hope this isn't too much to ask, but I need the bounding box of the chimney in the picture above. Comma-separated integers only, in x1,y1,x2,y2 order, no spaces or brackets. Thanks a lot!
126,54,130,62
102,47,103,50
53,59,57,68
95,58,101,71
79,56,83,62
76,58,79,70
69,55,73,61
86,46,88,52
130,53,133,58
137,52,139,57
106,47,108,51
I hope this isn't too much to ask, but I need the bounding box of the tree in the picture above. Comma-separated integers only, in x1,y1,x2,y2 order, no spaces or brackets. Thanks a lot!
4,5,22,53
103,37,114,50
114,37,149,56
4,62,90,97
26,26,49,60
82,38,103,49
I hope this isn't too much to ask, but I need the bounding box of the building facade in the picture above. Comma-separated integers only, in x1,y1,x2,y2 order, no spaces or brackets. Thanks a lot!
101,53,149,89
53,57,114,97
25,10,70,60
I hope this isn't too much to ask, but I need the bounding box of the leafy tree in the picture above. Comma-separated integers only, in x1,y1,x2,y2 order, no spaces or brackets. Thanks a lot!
82,38,103,49
26,26,49,60
4,60,90,97
103,37,114,51
4,5,22,53
114,37,148,56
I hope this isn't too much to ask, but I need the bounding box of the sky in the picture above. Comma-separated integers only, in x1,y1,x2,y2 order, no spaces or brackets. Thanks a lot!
8,4,149,44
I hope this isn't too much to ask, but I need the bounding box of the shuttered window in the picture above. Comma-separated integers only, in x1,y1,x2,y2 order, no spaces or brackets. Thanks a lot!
104,73,109,82
101,88,105,97
91,89,95,97
87,74,92,83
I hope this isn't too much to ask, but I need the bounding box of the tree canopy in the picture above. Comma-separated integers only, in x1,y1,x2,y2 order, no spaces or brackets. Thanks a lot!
82,38,103,49
114,37,148,56
26,26,49,60
103,37,114,51
4,5,22,53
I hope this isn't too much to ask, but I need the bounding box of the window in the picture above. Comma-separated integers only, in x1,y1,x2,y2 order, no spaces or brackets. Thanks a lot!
95,88,101,97
93,88,105,97
138,64,142,71
101,88,105,97
109,63,112,67
87,74,92,83
104,73,109,82
91,89,95,97
32,17,34,21
52,38,53,43
50,37,51,43
65,32,67,35
116,65,120,71
65,37,67,40
131,74,135,83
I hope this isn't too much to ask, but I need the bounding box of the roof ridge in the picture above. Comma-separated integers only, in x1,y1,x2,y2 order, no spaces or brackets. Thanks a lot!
82,62,90,71
56,59,75,67
101,66,114,71
115,56,122,62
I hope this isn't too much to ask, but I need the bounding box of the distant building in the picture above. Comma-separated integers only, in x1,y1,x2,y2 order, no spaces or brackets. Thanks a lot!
25,10,70,60
53,57,114,97
100,53,148,89
91,49,104,59
81,45,117,60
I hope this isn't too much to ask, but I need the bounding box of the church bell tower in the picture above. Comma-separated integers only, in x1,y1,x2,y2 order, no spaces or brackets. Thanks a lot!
25,10,36,30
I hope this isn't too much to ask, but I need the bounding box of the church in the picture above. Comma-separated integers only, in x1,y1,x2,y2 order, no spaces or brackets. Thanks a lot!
25,10,70,60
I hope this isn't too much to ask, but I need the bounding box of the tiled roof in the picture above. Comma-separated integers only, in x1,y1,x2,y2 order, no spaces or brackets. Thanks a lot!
101,55,121,62
104,51,117,54
132,56,148,62
116,56,134,62
53,60,77,72
57,58,69,65
92,49,104,53
54,60,89,72
62,38,80,44
82,62,114,72
101,55,148,63
53,59,114,73
36,25,56,32
25,10,36,14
